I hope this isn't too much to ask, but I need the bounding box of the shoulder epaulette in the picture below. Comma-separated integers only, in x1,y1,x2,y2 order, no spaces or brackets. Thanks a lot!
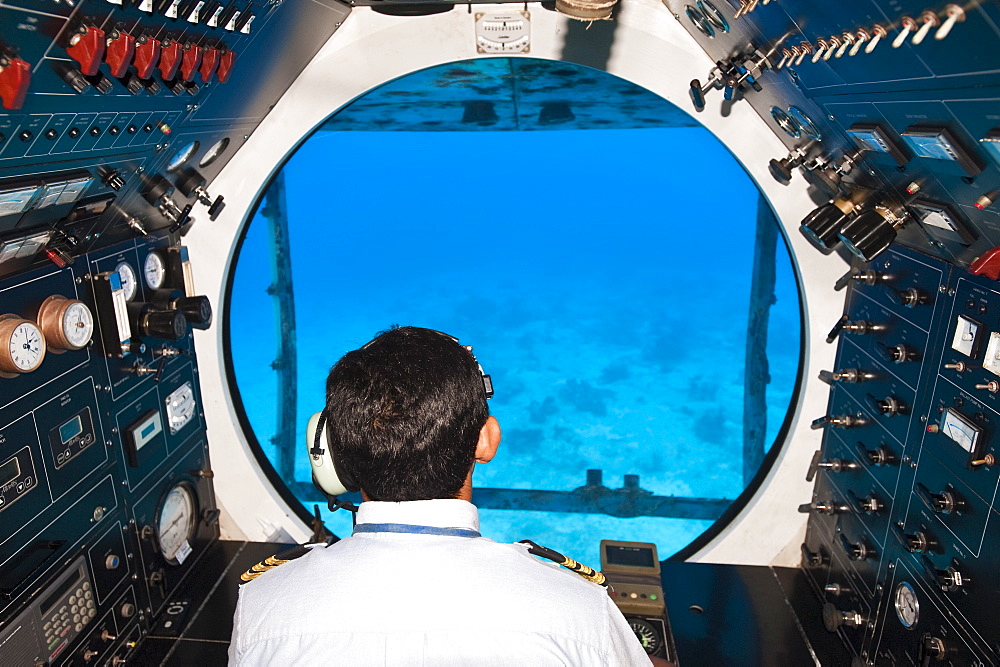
239,544,314,584
519,539,607,587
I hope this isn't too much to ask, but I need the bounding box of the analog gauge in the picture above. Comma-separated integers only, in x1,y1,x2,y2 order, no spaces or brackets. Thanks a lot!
950,315,980,357
0,315,46,374
770,106,801,138
144,251,166,290
787,106,823,142
983,332,1000,376
115,261,137,301
199,137,230,168
166,140,199,173
628,618,660,655
36,295,94,351
157,482,198,565
894,581,919,628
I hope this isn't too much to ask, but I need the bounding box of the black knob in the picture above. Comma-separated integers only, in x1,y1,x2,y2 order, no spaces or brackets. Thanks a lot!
140,173,174,205
822,603,863,632
887,287,927,308
838,209,897,261
866,393,905,416
688,79,707,112
139,308,187,340
891,523,937,553
800,204,848,252
175,296,212,329
855,442,895,467
174,166,207,198
878,342,918,364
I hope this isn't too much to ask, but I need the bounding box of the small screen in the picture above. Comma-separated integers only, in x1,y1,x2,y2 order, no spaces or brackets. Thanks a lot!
0,457,20,486
59,416,83,444
605,545,655,568
850,129,891,153
903,132,959,161
40,568,81,615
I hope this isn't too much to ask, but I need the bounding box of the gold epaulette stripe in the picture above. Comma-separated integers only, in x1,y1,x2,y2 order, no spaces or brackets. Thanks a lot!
264,555,291,566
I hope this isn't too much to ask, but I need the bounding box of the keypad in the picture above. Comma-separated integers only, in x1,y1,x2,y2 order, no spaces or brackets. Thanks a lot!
43,584,96,652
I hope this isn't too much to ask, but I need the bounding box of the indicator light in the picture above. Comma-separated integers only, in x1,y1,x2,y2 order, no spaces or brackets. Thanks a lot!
157,121,172,135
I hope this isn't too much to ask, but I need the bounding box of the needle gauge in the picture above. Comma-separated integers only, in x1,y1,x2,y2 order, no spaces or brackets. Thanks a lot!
628,618,661,655
894,581,919,628
144,251,166,290
37,295,94,351
115,261,138,301
156,482,198,565
0,315,46,374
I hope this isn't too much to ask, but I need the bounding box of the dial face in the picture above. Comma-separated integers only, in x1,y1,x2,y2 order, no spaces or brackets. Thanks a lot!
895,581,919,628
950,315,980,357
157,483,197,565
144,251,166,290
984,332,1000,376
199,137,230,168
7,320,46,372
61,301,94,349
115,261,137,301
628,618,660,655
166,140,199,173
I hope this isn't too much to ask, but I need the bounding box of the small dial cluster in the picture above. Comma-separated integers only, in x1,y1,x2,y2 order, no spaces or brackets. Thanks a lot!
0,296,94,376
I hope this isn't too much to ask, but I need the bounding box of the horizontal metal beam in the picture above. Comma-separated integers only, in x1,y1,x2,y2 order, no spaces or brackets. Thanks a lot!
290,481,731,521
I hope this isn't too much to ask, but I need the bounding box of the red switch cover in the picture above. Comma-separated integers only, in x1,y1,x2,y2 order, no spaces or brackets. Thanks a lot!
105,30,136,78
0,57,31,110
179,43,203,83
66,26,106,76
134,35,161,79
216,49,235,83
199,47,220,83
159,40,183,80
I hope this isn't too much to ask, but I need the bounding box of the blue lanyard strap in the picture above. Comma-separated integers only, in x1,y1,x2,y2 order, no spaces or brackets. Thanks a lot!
353,523,482,538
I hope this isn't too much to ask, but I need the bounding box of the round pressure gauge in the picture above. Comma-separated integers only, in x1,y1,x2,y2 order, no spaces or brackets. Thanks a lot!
894,581,919,628
157,482,198,565
199,137,230,168
36,295,94,351
787,106,823,142
628,618,661,655
115,261,137,301
144,251,166,290
166,140,199,173
0,315,46,375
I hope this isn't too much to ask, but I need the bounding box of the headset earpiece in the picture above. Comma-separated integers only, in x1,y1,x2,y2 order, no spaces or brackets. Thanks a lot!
305,411,358,496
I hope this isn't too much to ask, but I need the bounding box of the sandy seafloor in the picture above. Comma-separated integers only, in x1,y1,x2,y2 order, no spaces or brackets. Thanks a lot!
229,127,801,567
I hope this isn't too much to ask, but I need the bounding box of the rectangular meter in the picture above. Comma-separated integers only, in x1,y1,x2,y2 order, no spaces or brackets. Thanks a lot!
940,408,982,456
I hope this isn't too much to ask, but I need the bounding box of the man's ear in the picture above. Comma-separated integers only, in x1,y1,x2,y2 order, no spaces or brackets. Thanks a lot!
475,416,501,464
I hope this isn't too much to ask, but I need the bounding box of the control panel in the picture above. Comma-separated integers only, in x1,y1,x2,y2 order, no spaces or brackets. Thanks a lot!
801,242,1000,664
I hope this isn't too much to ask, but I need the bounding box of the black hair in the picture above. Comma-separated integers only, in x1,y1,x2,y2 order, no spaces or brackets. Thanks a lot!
324,326,490,501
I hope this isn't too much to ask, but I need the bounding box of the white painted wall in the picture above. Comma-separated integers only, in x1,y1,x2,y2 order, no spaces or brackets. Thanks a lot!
187,0,848,563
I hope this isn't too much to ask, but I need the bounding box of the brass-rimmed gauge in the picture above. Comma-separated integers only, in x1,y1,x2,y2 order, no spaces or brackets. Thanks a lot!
156,482,198,565
144,251,166,290
0,315,46,375
628,618,661,655
115,261,137,301
36,296,94,351
894,581,919,628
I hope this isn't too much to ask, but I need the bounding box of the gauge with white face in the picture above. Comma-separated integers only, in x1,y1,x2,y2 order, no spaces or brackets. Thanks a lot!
115,261,137,301
37,295,93,351
895,581,919,628
157,483,197,565
0,316,46,374
144,251,166,290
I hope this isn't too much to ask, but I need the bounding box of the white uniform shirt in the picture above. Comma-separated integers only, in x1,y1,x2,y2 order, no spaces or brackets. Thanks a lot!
229,499,650,666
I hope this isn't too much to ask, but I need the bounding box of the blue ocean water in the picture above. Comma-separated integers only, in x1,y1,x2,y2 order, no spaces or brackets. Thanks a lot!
228,78,801,566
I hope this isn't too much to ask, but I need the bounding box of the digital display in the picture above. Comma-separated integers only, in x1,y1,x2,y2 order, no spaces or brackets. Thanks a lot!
847,123,909,166
0,457,19,486
59,416,83,444
132,411,162,452
902,126,983,176
40,568,81,615
941,408,981,455
851,128,892,153
605,544,655,568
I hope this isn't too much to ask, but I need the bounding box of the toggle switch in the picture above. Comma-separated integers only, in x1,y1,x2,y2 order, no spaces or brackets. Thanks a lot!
866,393,905,417
892,16,918,48
878,342,918,364
936,4,964,40
887,286,928,308
105,29,136,78
179,41,203,82
199,46,220,82
806,450,859,481
891,523,938,553
797,499,850,515
812,39,829,63
66,25,106,76
158,39,183,80
216,48,235,82
0,54,31,110
134,35,161,79
914,482,964,514
865,24,887,53
823,35,840,61
839,533,876,561
811,414,868,430
849,29,869,56
943,361,967,372
834,32,855,57
921,556,969,592
856,442,895,467
794,43,812,65
911,11,940,45
975,380,1000,393
818,368,876,384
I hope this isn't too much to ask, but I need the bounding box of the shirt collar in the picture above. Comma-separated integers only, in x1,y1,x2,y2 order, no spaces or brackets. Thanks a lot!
356,499,480,532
